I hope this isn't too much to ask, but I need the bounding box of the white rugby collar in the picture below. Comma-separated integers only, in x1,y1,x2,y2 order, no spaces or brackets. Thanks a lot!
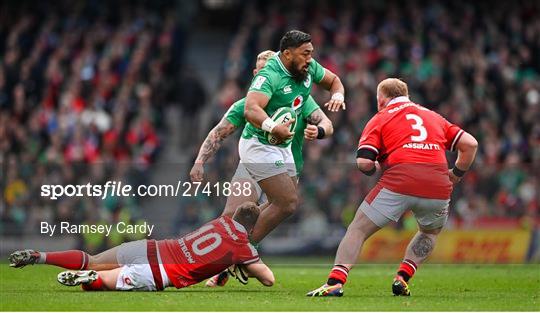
386,96,411,107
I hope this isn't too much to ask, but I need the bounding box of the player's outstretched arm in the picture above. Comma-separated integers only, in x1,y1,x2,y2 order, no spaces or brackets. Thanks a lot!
304,108,334,140
449,131,478,184
317,69,346,112
244,260,275,287
190,118,237,182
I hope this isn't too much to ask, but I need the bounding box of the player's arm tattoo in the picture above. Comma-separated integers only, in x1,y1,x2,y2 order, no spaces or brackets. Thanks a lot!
306,108,324,125
195,119,237,163
411,233,434,258
306,108,334,137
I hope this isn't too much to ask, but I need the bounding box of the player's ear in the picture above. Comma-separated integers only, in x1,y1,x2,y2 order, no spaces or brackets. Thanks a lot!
283,49,292,60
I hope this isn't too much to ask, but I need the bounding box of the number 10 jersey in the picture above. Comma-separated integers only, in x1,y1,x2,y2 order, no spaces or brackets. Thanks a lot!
157,216,260,288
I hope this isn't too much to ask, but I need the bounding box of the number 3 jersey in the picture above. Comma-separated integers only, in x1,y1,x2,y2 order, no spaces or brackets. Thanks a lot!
357,96,464,200
157,216,260,288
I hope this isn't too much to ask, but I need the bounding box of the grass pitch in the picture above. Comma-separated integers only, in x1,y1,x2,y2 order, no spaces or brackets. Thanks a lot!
0,260,538,311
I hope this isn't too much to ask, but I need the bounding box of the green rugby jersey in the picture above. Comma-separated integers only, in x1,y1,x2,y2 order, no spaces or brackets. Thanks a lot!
241,53,325,148
226,96,319,175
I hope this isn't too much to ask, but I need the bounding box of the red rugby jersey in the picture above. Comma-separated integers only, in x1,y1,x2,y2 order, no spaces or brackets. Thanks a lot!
157,216,260,289
357,96,463,199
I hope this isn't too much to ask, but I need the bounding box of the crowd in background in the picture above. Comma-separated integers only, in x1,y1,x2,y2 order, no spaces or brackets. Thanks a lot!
1,0,539,246
0,1,190,250
197,0,539,233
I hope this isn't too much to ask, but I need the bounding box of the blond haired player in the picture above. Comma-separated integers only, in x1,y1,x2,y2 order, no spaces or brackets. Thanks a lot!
307,78,478,297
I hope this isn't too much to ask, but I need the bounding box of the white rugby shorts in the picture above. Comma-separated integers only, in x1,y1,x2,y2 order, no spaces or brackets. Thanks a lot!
238,137,296,182
115,240,170,291
231,163,267,204
360,188,450,229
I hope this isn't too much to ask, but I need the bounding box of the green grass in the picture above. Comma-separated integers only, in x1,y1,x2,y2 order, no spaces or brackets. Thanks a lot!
0,261,538,311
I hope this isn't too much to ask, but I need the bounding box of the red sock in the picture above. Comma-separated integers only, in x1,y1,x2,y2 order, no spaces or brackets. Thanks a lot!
327,265,349,285
40,250,89,270
81,276,104,291
397,259,417,282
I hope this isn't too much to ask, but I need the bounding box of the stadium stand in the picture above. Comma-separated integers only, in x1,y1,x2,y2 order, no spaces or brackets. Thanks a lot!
1,1,538,253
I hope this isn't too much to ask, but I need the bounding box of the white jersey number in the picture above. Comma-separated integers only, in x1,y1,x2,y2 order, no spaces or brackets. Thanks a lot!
185,224,222,256
406,114,428,142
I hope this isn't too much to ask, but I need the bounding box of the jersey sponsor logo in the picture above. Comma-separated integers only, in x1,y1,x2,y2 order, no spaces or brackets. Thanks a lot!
251,76,266,90
292,95,303,109
387,102,428,113
283,85,292,94
176,275,190,288
402,142,441,150
178,238,195,264
219,217,239,241
303,73,311,88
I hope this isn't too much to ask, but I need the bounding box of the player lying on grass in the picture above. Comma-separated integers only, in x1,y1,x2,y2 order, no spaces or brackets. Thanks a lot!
9,202,274,291
190,49,333,287
307,78,478,297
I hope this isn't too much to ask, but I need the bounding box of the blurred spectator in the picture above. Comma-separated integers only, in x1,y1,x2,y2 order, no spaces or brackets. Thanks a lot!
0,0,185,242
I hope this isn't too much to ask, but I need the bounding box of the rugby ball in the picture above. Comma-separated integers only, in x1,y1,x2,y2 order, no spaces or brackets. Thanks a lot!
267,107,297,145
227,264,249,285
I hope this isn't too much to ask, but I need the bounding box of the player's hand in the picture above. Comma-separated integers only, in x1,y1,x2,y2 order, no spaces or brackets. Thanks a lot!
324,93,346,112
271,119,295,143
304,124,319,141
448,169,462,185
190,163,204,182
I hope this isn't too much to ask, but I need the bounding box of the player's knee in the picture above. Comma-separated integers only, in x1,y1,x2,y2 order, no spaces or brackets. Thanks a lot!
346,222,371,242
419,226,443,235
277,193,298,216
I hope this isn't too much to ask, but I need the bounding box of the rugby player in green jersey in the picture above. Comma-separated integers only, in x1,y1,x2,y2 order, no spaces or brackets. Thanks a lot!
190,49,334,287
191,49,332,216
242,30,345,243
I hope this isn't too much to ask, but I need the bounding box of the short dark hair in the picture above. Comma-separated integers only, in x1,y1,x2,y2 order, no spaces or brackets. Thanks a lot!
232,202,260,232
279,30,311,52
